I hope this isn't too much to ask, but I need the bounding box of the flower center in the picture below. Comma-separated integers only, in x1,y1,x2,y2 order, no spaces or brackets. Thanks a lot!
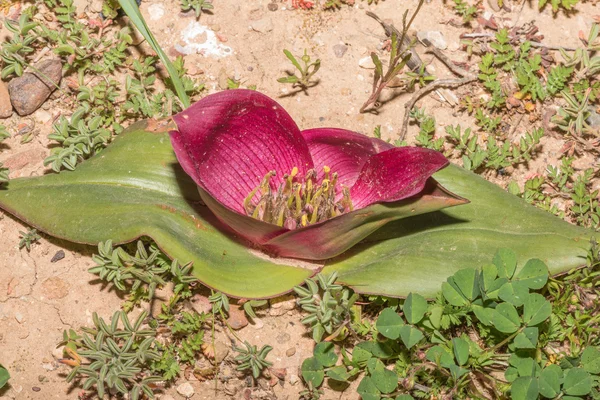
243,166,353,229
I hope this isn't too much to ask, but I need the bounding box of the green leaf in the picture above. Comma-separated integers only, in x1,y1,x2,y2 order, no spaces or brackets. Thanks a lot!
498,281,529,307
0,126,592,299
538,364,561,398
117,0,190,107
326,164,591,297
472,303,495,326
442,281,468,306
351,344,373,367
357,376,381,400
494,248,517,279
452,337,470,366
301,357,324,388
492,303,521,333
453,268,480,301
562,368,592,396
314,342,337,367
513,259,548,290
326,366,350,382
522,293,552,326
511,376,539,400
426,345,454,368
395,396,414,400
403,293,428,324
368,358,398,394
399,325,424,349
581,346,600,374
376,308,404,339
0,364,9,389
513,327,538,349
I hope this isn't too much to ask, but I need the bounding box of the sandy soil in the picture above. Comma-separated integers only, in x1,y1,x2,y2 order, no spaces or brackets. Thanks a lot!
0,0,598,398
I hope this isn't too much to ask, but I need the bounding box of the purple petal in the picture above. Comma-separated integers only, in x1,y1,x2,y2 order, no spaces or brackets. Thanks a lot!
302,128,394,189
263,180,466,260
350,147,449,209
170,90,314,214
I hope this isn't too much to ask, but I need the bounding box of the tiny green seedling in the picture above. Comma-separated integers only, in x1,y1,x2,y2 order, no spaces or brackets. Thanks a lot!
18,228,40,251
180,0,214,17
234,341,273,379
277,49,321,91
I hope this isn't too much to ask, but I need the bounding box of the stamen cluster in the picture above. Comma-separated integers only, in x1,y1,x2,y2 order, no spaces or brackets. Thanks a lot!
243,166,353,229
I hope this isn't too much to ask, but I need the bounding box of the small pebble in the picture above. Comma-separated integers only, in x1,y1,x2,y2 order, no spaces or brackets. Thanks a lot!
289,374,299,385
268,2,278,11
358,56,375,69
333,44,348,58
15,312,24,323
32,387,41,392
286,347,296,357
50,250,65,263
176,382,195,398
417,31,448,50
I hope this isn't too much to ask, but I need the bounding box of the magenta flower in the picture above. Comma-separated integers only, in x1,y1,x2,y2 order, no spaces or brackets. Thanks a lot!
170,90,465,260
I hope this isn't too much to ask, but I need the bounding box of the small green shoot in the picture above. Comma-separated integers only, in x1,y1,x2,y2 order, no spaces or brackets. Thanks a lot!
277,49,321,91
234,341,273,379
18,228,40,251
180,0,213,17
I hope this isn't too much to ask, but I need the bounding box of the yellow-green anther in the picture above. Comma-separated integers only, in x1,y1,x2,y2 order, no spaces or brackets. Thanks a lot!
294,184,302,215
301,213,308,227
244,167,352,228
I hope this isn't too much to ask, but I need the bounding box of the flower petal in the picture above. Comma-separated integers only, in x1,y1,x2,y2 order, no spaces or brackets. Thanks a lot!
302,128,394,189
263,180,467,260
350,147,449,209
170,90,314,214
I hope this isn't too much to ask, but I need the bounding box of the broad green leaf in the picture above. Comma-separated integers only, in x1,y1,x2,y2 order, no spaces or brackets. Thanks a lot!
351,345,372,367
498,281,530,307
376,308,404,340
539,364,561,398
399,325,424,349
480,263,498,292
314,342,337,367
357,376,381,400
513,259,548,290
0,364,9,389
0,125,592,299
426,345,454,368
509,355,539,378
472,303,495,326
301,357,324,387
442,281,468,306
448,364,469,381
428,306,443,329
581,346,600,374
357,341,397,360
453,268,480,301
326,366,350,382
452,337,470,366
513,327,538,349
327,165,591,297
523,293,552,326
493,303,521,333
403,293,428,324
494,248,518,279
368,359,398,394
562,368,592,396
511,376,539,400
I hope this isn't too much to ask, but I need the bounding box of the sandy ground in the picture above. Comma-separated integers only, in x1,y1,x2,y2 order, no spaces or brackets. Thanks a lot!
0,0,598,398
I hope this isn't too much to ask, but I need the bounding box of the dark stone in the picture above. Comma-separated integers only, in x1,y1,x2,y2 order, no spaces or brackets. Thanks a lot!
8,59,62,116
